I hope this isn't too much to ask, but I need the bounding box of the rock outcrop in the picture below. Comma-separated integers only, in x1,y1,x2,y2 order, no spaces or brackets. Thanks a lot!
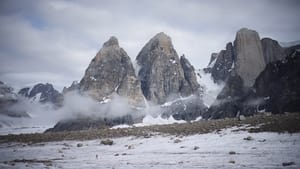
203,28,300,119
208,53,218,66
180,55,201,95
234,28,266,87
253,50,300,113
261,38,286,64
210,43,235,82
18,83,63,107
48,36,147,132
136,32,200,104
79,36,145,107
203,48,300,119
208,28,266,102
161,95,207,121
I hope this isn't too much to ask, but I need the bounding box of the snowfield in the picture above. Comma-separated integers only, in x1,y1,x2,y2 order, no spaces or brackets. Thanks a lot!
0,128,299,169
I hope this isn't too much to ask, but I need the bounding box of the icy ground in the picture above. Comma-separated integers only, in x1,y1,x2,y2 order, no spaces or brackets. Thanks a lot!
0,128,299,169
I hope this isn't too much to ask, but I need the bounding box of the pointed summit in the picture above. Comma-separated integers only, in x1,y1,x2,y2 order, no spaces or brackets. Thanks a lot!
103,36,119,47
79,36,145,106
138,32,174,57
152,32,171,43
136,32,200,104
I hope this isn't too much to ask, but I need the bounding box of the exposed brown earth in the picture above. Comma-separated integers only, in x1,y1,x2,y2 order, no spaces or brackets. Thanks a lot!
0,112,299,143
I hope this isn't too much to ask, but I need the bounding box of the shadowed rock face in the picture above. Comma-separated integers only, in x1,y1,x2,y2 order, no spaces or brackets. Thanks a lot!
79,36,145,107
261,38,286,64
136,32,200,104
234,28,266,87
203,50,300,119
253,50,300,113
211,42,235,82
180,55,200,94
203,28,300,119
18,83,63,107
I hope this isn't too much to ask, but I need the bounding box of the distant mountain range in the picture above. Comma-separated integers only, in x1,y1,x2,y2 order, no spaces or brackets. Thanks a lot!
1,28,299,131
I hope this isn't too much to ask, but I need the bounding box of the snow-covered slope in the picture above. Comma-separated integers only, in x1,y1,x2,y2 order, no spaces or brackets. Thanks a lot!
0,128,299,168
196,69,224,106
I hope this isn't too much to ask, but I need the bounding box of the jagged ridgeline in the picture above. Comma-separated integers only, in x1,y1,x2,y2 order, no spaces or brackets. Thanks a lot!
202,28,300,119
48,33,206,132
4,28,298,132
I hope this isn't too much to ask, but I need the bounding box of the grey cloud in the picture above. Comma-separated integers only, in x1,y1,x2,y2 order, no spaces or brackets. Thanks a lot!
0,0,300,90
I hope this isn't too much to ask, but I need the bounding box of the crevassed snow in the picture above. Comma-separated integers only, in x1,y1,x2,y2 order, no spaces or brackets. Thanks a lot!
1,129,299,169
196,69,224,106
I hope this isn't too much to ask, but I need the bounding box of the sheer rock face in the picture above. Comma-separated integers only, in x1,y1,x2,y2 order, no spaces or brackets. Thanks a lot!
234,28,266,87
136,32,200,104
261,38,286,64
204,50,300,119
211,42,235,82
79,36,145,106
180,55,200,94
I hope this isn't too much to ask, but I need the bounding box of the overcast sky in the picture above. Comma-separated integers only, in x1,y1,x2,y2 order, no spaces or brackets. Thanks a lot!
0,0,300,91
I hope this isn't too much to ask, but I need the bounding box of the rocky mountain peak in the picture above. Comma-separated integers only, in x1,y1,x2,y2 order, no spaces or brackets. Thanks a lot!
79,36,145,106
136,32,201,104
210,42,235,82
234,27,265,87
18,83,63,107
152,32,171,44
142,32,173,56
103,36,119,47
